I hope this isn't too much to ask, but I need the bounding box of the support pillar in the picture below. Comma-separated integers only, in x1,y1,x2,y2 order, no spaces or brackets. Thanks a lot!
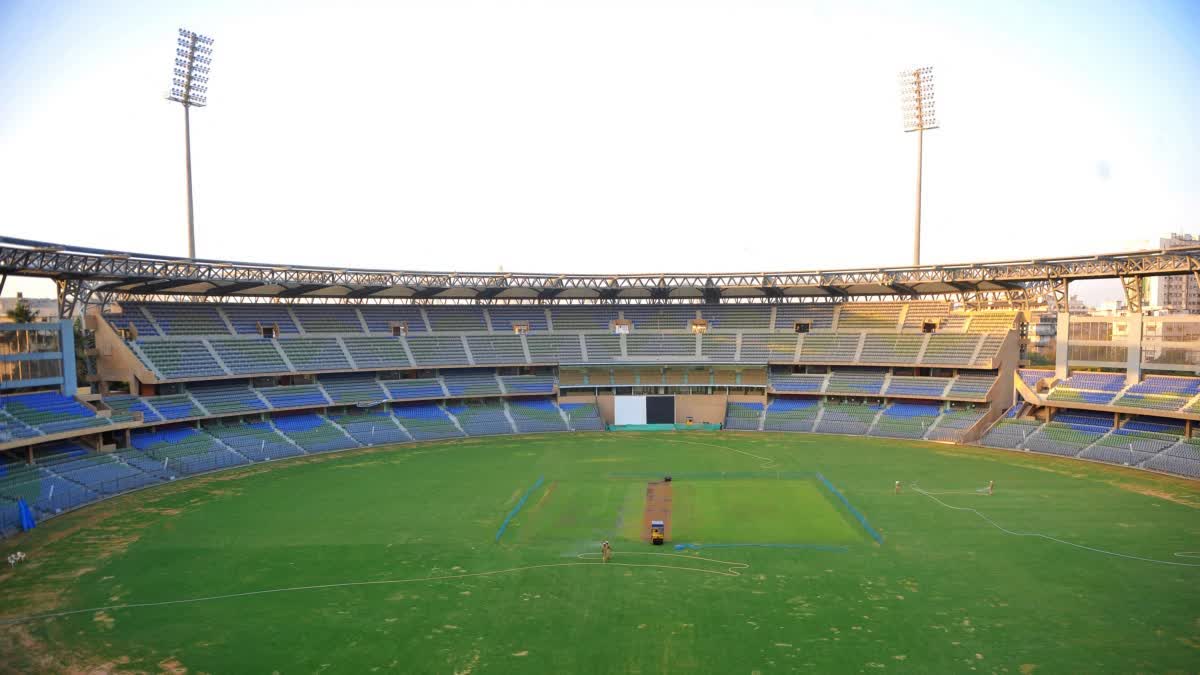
1054,311,1070,380
1123,311,1143,386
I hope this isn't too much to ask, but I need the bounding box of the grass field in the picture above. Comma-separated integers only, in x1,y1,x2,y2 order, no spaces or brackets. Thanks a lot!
1,431,1199,673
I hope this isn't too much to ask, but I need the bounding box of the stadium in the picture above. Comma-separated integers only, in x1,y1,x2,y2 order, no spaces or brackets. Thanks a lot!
2,4,1199,674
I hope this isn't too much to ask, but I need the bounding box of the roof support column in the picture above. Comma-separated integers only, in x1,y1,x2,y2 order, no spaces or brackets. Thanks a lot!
1052,278,1069,380
1123,311,1143,386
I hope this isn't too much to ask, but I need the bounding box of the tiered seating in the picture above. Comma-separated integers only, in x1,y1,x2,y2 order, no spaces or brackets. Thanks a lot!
526,334,584,363
769,371,826,393
1023,413,1109,457
103,395,161,423
1113,376,1200,412
508,400,568,433
380,378,446,400
1047,372,1124,405
257,384,330,409
973,335,1005,364
966,312,1016,333
621,306,697,331
1081,429,1174,466
143,393,204,421
466,335,526,364
273,414,357,453
549,307,619,331
560,402,604,431
442,369,502,396
137,341,225,378
107,306,160,336
946,374,995,400
626,334,696,358
739,333,798,362
500,375,555,395
870,402,941,439
318,374,387,404
359,306,428,334
132,427,246,476
405,335,469,366
797,334,859,362
0,392,108,435
50,452,159,495
815,401,883,435
583,335,622,361
1018,369,1053,388
926,406,987,441
884,376,950,398
700,334,737,361
0,463,96,517
222,304,300,335
1144,440,1200,478
0,409,41,439
206,421,304,461
209,338,290,374
144,303,230,335
860,334,924,363
1047,388,1117,405
921,335,979,365
723,402,763,430
446,402,512,436
187,382,269,415
837,304,902,331
290,305,362,333
278,338,351,371
773,305,835,331
824,371,886,396
901,302,950,332
341,337,410,369
762,397,818,432
392,404,463,440
426,307,486,332
700,306,771,330
979,417,1041,449
487,307,549,332
330,411,410,446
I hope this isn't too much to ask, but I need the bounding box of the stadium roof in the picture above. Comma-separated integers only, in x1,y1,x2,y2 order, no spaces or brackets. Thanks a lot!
2,236,1198,312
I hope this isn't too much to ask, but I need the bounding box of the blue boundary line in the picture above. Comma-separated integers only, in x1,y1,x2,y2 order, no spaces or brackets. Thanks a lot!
494,476,544,543
815,472,883,544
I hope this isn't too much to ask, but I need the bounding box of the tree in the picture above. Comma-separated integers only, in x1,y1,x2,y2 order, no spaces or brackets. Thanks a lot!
5,297,40,324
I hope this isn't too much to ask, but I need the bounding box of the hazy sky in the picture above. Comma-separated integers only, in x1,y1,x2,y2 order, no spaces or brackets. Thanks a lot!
1,0,1197,304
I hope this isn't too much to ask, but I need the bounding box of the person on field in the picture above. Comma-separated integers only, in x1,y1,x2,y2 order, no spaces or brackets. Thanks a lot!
988,480,995,496
894,480,901,495
602,540,612,563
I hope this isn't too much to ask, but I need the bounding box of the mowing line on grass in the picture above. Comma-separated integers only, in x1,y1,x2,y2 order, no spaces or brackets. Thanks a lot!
659,438,778,469
0,552,748,626
912,485,1200,568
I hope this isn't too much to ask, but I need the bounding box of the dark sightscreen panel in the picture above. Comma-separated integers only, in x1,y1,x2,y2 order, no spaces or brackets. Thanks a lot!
646,395,675,424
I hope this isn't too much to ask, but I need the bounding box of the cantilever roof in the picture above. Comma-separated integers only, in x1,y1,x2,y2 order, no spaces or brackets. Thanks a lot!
2,236,1198,303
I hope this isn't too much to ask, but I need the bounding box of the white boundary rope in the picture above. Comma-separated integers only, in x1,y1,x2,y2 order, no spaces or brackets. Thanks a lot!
0,552,747,626
912,484,1200,568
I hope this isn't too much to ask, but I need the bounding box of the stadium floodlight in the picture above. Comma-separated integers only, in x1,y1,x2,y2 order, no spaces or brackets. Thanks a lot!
167,28,215,259
898,66,937,267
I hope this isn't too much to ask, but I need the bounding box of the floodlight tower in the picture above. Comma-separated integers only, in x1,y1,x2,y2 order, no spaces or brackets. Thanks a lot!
167,28,215,259
898,66,937,267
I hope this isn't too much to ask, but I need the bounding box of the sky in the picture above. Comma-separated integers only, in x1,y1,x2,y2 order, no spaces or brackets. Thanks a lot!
1,0,1197,305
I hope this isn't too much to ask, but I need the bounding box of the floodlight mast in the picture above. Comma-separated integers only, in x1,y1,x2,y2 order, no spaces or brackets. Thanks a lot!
899,66,937,266
167,28,214,259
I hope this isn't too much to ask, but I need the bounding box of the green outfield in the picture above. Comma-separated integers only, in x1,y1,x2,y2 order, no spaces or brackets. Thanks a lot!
1,432,1199,673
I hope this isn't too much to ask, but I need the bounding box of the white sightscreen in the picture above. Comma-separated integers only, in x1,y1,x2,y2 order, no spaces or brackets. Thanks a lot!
614,395,647,425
